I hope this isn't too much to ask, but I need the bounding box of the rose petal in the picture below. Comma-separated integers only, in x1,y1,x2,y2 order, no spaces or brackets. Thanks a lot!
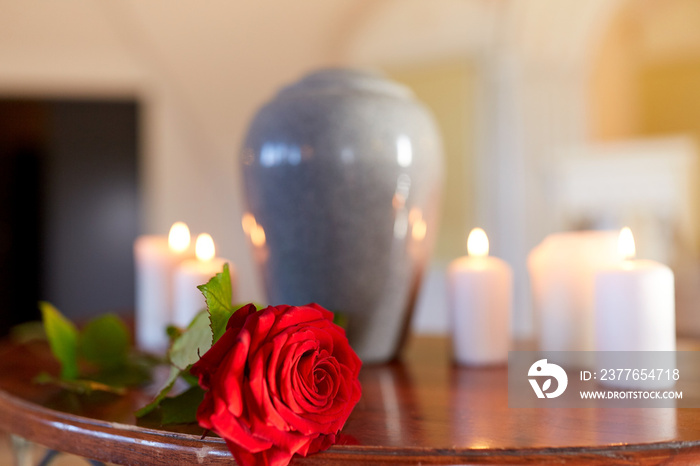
264,331,289,404
244,306,275,355
268,306,326,337
302,303,336,323
248,414,315,456
227,440,294,466
209,397,272,452
190,323,241,390
213,329,250,417
225,303,258,331
294,353,340,412
250,340,287,431
306,432,335,456
279,341,312,414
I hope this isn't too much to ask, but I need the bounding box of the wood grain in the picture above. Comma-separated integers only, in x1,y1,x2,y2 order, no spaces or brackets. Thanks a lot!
1,336,700,464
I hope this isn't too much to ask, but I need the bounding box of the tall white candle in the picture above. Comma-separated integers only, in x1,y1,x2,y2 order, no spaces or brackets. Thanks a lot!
448,228,513,366
594,227,675,352
528,231,619,351
173,233,236,328
134,222,194,352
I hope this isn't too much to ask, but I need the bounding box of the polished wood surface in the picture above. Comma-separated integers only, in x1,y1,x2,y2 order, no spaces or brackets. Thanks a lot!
1,336,700,464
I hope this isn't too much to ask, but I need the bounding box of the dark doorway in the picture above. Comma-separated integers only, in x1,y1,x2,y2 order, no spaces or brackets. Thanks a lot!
0,99,139,333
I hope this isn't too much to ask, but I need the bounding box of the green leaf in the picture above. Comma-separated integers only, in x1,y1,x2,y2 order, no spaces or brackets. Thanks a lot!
332,311,349,330
78,314,129,370
160,386,205,425
90,361,152,388
135,365,181,418
34,372,126,395
180,371,200,387
39,302,79,380
166,325,182,342
169,311,212,371
10,321,46,344
197,263,234,342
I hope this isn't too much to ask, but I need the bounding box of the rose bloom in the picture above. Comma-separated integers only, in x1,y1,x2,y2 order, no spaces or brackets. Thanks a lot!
191,303,362,466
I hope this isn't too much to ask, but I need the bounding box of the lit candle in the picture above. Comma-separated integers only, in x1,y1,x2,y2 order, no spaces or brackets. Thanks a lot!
594,227,675,352
528,231,619,351
448,228,513,365
134,222,194,352
173,233,236,328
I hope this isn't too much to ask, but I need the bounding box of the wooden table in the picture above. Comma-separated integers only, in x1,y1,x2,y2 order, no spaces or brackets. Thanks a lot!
1,336,700,465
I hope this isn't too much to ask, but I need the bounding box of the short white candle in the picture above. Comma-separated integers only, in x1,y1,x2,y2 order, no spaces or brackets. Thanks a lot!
134,222,194,352
448,228,513,366
173,233,236,328
528,231,619,351
594,227,676,352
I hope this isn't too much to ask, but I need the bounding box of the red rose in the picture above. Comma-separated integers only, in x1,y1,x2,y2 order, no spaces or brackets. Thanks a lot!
191,303,362,466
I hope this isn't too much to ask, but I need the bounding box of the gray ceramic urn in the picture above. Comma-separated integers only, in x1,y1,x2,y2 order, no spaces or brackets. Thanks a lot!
240,68,443,363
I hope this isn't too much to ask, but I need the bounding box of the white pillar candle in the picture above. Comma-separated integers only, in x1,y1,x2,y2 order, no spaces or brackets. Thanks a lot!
173,233,236,328
528,231,619,351
595,227,675,352
448,228,513,366
134,222,194,352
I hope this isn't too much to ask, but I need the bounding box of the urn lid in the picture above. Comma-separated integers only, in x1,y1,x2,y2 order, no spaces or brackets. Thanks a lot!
275,68,413,101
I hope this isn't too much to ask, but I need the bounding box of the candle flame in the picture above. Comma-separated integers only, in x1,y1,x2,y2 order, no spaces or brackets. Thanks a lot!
241,212,257,236
618,227,635,261
195,233,216,261
467,228,489,258
251,224,266,247
168,222,191,253
412,218,427,241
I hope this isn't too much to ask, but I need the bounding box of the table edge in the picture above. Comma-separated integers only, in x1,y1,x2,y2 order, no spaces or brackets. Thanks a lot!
3,389,700,464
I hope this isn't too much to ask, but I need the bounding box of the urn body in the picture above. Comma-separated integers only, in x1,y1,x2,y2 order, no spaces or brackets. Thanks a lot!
241,69,443,363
